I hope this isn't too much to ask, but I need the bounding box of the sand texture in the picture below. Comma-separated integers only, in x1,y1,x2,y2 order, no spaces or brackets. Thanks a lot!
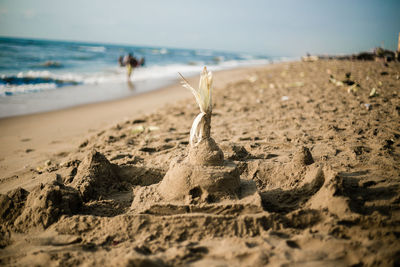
0,61,400,266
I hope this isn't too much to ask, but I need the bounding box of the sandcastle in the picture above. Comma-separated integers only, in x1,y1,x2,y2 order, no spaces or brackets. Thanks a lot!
131,67,262,212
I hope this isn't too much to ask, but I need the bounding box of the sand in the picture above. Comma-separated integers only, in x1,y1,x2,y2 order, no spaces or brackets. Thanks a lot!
0,61,399,266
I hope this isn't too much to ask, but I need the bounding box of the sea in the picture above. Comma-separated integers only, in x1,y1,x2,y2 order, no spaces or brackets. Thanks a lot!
0,37,281,118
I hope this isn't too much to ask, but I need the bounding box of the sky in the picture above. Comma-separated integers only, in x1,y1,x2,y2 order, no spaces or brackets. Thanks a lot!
0,0,399,56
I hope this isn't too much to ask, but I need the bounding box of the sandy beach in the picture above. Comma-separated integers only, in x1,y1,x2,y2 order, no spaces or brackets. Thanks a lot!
0,66,264,190
1,61,399,266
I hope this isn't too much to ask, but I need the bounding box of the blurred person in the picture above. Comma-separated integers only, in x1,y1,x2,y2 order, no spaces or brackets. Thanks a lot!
126,53,138,80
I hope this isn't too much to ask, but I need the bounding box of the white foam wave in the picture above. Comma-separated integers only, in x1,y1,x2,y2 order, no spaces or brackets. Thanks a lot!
151,48,168,55
0,83,57,96
14,70,86,83
0,58,280,96
78,45,106,52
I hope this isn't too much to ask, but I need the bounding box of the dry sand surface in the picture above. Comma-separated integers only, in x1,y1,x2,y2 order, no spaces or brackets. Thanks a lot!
0,61,399,266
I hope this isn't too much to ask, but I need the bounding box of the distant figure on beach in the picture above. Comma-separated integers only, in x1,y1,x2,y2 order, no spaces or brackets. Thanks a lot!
118,53,145,80
126,53,138,80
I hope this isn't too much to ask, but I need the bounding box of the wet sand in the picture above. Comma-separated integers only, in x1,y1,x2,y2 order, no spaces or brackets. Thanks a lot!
0,61,399,266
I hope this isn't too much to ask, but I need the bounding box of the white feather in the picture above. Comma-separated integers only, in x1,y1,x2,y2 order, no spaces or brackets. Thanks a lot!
190,112,205,146
179,67,213,147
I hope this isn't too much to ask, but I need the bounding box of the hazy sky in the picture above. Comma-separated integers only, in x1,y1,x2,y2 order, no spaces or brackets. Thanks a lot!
0,0,399,56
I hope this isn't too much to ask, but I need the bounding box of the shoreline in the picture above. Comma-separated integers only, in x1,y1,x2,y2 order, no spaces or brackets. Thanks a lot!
0,64,270,188
0,78,176,119
0,62,275,119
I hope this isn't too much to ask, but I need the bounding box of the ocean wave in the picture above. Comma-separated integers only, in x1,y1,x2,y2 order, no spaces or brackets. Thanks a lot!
10,70,84,83
151,48,169,55
0,58,276,97
78,45,106,52
0,72,82,96
0,83,57,96
0,75,79,86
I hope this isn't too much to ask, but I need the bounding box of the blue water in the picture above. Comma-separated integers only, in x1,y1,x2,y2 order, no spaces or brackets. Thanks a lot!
0,37,276,117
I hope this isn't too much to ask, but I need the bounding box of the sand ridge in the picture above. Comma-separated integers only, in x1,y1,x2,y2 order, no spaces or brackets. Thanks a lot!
0,61,400,266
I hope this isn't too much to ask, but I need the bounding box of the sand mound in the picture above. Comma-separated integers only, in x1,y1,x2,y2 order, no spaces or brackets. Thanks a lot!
0,187,29,227
292,146,314,167
68,150,124,201
245,146,318,190
158,160,240,202
240,146,325,213
187,137,224,166
14,181,82,230
0,187,29,246
131,135,245,212
68,150,163,202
